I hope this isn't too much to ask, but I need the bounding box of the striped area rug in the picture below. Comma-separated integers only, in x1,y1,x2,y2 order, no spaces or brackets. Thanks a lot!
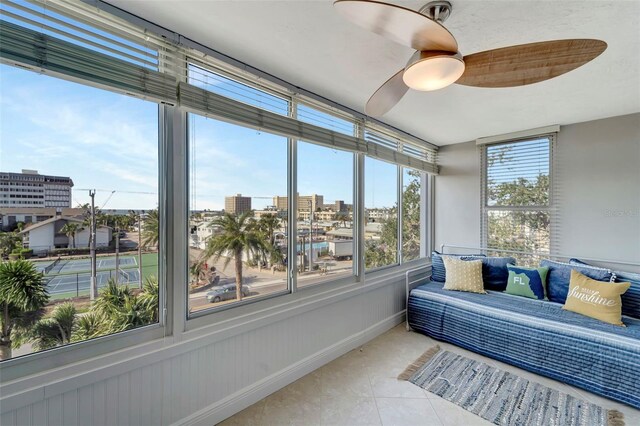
399,346,624,426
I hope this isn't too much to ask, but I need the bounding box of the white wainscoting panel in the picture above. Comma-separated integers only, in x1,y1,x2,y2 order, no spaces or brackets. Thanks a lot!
0,271,415,426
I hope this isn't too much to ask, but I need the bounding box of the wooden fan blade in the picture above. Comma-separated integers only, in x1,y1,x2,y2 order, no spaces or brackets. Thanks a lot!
365,68,409,117
334,0,458,52
456,39,607,88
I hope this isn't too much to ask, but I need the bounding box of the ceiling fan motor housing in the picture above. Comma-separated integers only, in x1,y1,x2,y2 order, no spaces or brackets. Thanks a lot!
418,1,453,23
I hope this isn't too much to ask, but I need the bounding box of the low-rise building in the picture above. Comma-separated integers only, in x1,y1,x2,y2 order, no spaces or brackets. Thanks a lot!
0,207,86,231
19,216,111,254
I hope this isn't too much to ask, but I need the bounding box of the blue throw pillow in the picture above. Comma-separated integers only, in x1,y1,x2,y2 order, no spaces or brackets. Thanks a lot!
505,264,548,300
615,271,640,319
431,251,485,283
482,256,517,291
540,259,614,304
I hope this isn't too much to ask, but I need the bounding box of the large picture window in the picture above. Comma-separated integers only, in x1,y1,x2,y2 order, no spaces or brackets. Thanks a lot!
482,136,552,263
187,114,288,314
0,64,160,360
401,168,423,262
364,157,399,270
297,142,354,286
0,0,436,371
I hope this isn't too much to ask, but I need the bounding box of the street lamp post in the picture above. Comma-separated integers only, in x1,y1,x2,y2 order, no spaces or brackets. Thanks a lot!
308,200,313,271
89,190,97,300
138,211,143,289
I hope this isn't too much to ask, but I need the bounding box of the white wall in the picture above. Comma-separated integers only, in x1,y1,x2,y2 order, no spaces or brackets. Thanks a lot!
434,140,482,251
27,224,54,253
434,113,640,267
0,267,420,426
554,113,640,263
75,227,111,248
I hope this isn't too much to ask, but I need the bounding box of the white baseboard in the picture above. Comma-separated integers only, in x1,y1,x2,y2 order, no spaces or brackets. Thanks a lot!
176,311,405,426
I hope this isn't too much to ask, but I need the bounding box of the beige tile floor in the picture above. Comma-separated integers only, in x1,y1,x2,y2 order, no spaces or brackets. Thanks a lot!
219,324,640,426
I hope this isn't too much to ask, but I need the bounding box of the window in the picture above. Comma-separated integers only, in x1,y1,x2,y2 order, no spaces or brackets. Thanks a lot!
187,114,288,314
297,142,354,286
188,63,289,116
364,157,399,269
0,0,437,372
401,168,423,262
0,64,160,361
482,136,552,263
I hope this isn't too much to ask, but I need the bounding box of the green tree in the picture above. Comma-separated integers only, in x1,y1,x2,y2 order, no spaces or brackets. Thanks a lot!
257,214,284,266
364,169,423,268
61,222,83,249
0,260,49,359
202,212,267,301
487,174,550,262
138,276,159,323
72,311,105,342
27,302,76,351
365,209,398,269
401,170,421,262
141,209,159,249
0,232,21,258
94,278,158,333
258,214,280,246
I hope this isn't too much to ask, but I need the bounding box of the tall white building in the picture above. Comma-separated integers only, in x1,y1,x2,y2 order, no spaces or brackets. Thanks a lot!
0,169,73,209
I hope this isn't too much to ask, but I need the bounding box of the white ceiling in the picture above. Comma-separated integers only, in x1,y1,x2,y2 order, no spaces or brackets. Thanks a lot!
108,1,640,146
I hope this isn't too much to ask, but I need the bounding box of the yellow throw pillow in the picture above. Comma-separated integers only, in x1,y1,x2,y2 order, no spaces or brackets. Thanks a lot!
442,257,486,294
563,270,630,326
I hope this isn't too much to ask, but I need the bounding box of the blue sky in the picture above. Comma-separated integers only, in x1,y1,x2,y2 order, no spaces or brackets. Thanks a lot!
1,64,400,212
0,64,159,210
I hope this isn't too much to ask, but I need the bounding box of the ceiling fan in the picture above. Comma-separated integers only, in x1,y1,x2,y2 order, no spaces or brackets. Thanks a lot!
333,0,607,117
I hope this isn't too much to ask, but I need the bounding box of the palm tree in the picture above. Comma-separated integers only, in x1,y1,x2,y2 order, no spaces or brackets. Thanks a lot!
202,212,267,301
141,209,159,249
60,222,83,249
73,311,105,342
0,260,49,359
138,276,159,323
28,302,76,351
258,214,280,246
93,278,158,333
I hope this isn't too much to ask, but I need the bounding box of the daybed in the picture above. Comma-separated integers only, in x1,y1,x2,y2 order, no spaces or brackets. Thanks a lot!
407,254,640,409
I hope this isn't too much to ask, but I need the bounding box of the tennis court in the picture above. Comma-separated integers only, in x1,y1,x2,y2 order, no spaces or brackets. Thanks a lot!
33,255,139,275
29,254,158,299
45,269,141,296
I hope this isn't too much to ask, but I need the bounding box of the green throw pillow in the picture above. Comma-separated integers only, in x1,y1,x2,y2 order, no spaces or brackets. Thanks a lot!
505,264,549,300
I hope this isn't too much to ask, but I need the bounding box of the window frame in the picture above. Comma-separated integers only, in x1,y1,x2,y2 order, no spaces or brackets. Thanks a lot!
480,134,556,253
363,156,401,273
0,0,437,377
0,81,168,382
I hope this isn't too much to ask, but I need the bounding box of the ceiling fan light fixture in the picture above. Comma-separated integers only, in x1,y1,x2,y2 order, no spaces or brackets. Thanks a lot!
403,50,465,91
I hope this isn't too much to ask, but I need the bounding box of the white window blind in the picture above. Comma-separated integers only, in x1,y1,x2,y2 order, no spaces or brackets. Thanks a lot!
1,0,439,174
486,137,550,207
0,0,177,103
481,135,555,263
179,81,439,174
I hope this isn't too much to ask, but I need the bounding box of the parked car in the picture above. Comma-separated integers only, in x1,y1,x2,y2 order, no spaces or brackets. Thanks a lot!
206,284,250,303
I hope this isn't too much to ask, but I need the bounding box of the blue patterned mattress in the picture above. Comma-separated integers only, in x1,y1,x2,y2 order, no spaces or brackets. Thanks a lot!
408,281,640,409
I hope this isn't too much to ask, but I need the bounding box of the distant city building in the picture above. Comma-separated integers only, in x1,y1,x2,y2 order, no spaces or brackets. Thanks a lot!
273,194,324,212
254,206,286,219
0,170,73,209
366,207,393,222
272,195,288,211
225,194,252,215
